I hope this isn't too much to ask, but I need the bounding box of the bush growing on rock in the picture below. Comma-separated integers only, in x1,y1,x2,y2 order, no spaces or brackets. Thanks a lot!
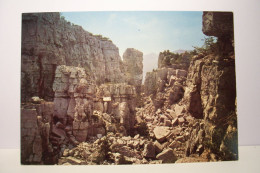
192,36,218,55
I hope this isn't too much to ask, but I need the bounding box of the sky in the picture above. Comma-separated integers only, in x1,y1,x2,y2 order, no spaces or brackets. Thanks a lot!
61,11,206,57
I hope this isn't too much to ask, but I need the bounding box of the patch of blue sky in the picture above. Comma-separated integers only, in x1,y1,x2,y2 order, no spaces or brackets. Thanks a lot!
61,11,206,56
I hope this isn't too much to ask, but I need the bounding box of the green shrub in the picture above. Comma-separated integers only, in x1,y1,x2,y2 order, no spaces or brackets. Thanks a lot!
193,36,218,55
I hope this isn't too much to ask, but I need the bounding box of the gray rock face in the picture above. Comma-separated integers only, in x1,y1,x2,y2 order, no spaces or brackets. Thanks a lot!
21,108,42,164
20,11,238,165
184,54,237,158
21,101,54,164
53,65,95,142
144,68,184,96
21,13,126,101
123,48,143,93
184,12,237,160
143,71,158,96
96,83,137,132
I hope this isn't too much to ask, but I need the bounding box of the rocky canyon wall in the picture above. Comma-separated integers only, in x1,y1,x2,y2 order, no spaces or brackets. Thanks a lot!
21,11,237,165
123,48,143,93
21,65,138,164
141,11,237,161
21,13,143,164
185,12,237,160
21,13,126,102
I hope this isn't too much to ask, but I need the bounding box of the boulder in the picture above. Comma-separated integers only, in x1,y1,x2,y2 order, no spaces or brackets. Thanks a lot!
178,117,186,125
153,140,164,154
153,126,171,143
156,148,177,163
174,105,185,116
143,142,156,158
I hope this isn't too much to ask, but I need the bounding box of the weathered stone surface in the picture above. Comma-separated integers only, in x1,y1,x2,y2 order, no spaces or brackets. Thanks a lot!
143,71,158,96
166,84,184,104
59,156,84,165
53,98,69,119
178,117,185,125
21,13,127,102
21,11,237,165
153,126,170,143
143,142,156,158
176,69,187,78
123,48,143,92
21,108,41,164
172,118,178,126
21,105,52,164
169,140,182,149
96,83,136,132
202,12,234,56
52,125,66,139
52,65,95,142
156,148,177,163
184,52,237,158
174,104,185,117
202,12,233,38
153,140,164,154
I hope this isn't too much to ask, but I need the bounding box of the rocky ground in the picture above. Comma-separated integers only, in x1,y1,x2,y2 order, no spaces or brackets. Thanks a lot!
21,11,238,165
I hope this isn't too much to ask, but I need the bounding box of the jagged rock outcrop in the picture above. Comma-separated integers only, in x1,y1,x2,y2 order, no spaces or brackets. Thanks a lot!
21,108,43,164
184,52,237,160
21,13,126,102
202,11,234,56
184,11,237,160
21,101,54,164
52,65,95,142
123,48,143,93
144,67,187,111
202,12,233,39
21,11,237,165
158,50,190,69
144,68,187,96
96,83,137,133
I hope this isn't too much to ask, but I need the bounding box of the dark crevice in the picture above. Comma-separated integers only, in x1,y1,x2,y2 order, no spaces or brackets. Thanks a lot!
38,55,44,98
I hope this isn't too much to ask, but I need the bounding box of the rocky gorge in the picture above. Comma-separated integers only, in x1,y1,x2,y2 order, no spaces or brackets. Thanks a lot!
21,11,238,165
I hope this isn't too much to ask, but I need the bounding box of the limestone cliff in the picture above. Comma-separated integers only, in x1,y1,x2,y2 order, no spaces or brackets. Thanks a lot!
141,11,237,161
21,11,237,165
21,65,138,164
123,48,143,93
21,12,126,102
185,11,237,160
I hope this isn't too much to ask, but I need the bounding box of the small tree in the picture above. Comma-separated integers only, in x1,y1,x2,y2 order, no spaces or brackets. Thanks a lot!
193,36,218,55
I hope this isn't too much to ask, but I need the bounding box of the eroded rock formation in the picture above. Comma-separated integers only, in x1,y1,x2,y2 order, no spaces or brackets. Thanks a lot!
123,48,143,93
184,11,237,160
21,11,237,165
21,13,126,102
202,11,234,55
